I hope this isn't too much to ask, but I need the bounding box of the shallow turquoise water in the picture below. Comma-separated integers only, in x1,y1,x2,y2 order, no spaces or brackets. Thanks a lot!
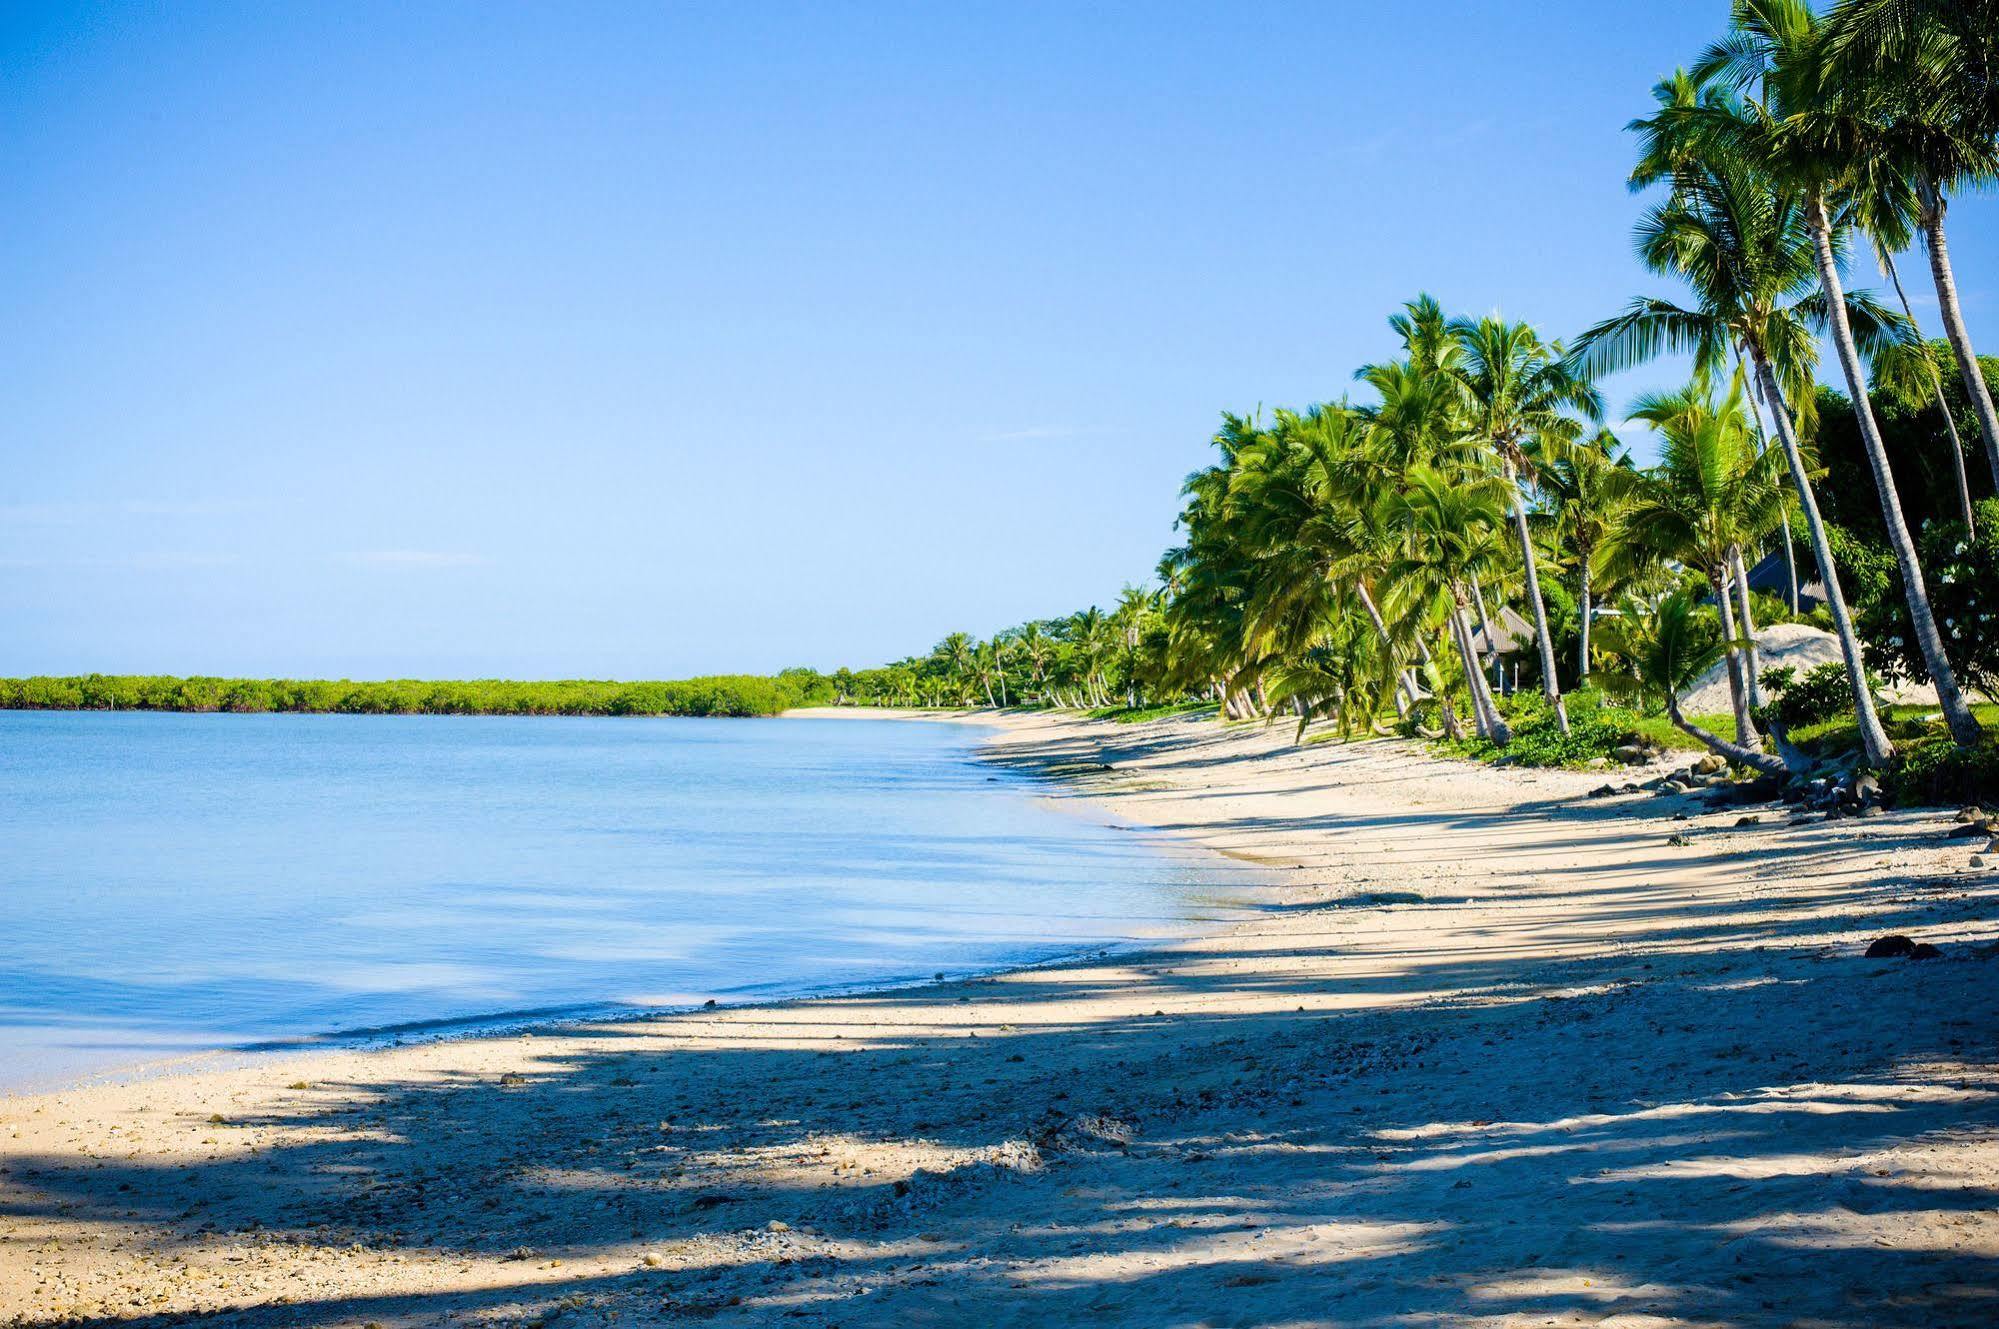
0,712,1241,1090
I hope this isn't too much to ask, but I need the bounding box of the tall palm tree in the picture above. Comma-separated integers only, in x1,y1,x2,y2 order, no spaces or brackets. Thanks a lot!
1448,316,1603,734
1016,623,1053,704
1608,372,1788,748
1572,117,1897,765
1823,0,1999,489
1532,427,1640,680
1694,0,1983,746
1385,465,1516,743
937,632,979,706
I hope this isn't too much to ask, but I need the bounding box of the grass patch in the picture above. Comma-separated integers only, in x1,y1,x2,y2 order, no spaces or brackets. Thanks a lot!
1437,690,1727,769
1082,700,1220,724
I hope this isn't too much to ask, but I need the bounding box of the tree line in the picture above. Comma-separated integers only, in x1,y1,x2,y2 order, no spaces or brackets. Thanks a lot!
837,0,1999,795
0,673,831,718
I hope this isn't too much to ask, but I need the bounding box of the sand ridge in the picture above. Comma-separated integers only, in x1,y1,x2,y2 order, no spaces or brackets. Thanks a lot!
4,710,1996,1327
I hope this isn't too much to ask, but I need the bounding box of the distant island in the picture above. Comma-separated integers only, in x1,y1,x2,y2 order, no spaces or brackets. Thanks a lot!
0,671,839,718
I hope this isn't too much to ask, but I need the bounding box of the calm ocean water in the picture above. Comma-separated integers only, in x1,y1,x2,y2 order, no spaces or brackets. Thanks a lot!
0,712,1246,1092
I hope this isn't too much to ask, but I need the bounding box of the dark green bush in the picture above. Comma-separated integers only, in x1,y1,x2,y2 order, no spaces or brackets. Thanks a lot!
1445,689,1638,768
1886,736,1999,808
1760,661,1855,729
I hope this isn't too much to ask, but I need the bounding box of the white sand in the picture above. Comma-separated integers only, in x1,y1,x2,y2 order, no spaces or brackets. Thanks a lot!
4,710,1996,1327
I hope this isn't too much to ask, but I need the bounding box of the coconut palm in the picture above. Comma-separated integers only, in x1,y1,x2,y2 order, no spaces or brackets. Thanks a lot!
1822,0,1999,489
1384,465,1516,744
937,632,979,706
1016,623,1054,704
1532,427,1640,680
1607,372,1788,749
1593,590,1788,776
1691,0,1983,747
1571,112,1897,765
1447,316,1603,734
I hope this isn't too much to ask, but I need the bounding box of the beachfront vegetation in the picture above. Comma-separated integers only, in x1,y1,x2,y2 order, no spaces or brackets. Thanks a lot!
834,1,1999,802
0,673,832,717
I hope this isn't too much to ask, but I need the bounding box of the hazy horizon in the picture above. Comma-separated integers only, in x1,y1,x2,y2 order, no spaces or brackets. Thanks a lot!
8,1,1998,679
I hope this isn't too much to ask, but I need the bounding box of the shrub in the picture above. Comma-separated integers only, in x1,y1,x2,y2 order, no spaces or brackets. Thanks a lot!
1855,498,1999,696
1444,689,1639,768
1760,661,1854,729
1886,736,1999,808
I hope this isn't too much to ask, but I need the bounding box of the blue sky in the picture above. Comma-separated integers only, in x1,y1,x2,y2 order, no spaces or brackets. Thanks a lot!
5,2,1996,678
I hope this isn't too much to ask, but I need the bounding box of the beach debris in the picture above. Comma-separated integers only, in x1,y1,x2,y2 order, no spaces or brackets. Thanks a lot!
1034,1111,1137,1155
691,1193,742,1210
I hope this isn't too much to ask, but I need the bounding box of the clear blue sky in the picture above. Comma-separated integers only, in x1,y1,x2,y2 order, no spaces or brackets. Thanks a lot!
6,2,1996,679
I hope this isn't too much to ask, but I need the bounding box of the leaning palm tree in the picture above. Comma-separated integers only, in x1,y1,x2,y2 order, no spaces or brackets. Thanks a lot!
1693,0,1983,747
1593,590,1788,776
1447,316,1602,733
1572,114,1897,765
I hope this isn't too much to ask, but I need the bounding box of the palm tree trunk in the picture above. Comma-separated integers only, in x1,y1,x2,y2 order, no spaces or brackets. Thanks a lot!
1729,544,1765,710
1737,350,1800,611
1470,576,1501,682
1666,698,1786,777
1353,582,1415,717
1809,194,1982,747
1447,608,1491,740
1919,182,1999,491
1882,244,1976,530
1577,559,1592,683
1504,464,1569,733
1750,349,1895,766
1451,597,1509,743
1715,568,1762,749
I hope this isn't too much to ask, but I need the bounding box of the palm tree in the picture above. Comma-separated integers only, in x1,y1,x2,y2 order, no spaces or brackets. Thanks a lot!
1571,110,1897,765
1448,316,1602,734
937,632,979,706
1016,623,1053,705
1385,465,1515,743
1609,372,1787,748
1533,427,1640,681
1594,591,1788,775
1694,0,1982,747
1823,0,1999,489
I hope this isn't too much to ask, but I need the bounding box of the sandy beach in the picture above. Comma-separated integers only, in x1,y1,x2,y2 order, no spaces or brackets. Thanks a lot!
5,710,1997,1328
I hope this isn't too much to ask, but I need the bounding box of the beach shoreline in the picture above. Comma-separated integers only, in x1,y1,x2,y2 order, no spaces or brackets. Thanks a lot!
0,709,1261,1102
6,710,1997,1326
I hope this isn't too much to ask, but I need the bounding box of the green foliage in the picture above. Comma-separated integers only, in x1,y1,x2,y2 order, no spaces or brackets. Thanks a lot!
1759,660,1856,728
1853,499,1999,696
0,674,806,718
1083,699,1218,724
1442,690,1649,768
1886,736,1999,808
